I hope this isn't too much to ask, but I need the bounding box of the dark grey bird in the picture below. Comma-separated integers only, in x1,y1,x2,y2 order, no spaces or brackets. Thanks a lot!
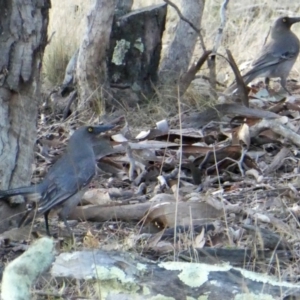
0,125,114,236
228,16,300,93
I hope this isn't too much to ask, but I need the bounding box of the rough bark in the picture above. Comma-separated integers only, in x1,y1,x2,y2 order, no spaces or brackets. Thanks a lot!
0,0,50,232
76,0,116,113
158,0,205,85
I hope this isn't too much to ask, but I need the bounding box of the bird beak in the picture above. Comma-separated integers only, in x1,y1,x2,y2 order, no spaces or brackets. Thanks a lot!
289,17,300,24
93,124,115,134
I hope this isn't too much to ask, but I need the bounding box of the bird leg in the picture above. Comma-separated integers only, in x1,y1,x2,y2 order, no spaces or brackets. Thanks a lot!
44,211,51,236
62,216,73,237
265,77,270,91
280,77,291,95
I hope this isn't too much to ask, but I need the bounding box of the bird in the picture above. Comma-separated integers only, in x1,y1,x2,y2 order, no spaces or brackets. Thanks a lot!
0,125,114,236
227,16,300,94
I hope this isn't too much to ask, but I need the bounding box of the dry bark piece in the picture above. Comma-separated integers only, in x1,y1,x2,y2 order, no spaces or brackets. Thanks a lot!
69,202,151,222
144,201,223,228
264,146,291,174
80,188,112,206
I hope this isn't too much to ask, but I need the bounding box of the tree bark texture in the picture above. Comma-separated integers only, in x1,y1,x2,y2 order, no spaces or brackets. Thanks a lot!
158,0,205,85
0,0,50,232
76,0,116,113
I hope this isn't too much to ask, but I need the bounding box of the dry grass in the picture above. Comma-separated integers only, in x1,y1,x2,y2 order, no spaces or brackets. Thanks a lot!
43,0,92,85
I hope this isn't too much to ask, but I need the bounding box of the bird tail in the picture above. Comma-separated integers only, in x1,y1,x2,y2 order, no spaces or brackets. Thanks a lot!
0,186,34,197
0,185,43,202
225,71,258,94
241,71,260,86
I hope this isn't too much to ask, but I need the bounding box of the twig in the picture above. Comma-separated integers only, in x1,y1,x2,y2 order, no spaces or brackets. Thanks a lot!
134,169,148,186
225,49,249,106
194,75,227,87
209,0,230,90
179,50,212,95
126,143,135,181
163,0,206,51
212,0,229,53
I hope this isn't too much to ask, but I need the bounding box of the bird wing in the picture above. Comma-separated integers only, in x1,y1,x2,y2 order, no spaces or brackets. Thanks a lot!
251,48,298,70
37,154,96,215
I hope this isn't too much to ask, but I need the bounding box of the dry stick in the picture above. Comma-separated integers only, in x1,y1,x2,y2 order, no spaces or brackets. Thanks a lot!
211,142,235,246
225,49,249,107
194,74,227,87
250,119,300,148
264,147,290,175
213,0,229,54
206,146,248,177
209,0,230,91
174,85,183,261
126,143,135,181
179,50,212,95
162,0,206,51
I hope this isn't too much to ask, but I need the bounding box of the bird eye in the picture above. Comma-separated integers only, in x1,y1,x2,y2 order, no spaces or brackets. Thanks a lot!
88,127,93,133
282,18,286,22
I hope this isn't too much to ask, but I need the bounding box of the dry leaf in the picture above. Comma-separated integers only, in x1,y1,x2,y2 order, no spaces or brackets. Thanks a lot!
237,123,250,149
83,230,100,248
193,226,205,249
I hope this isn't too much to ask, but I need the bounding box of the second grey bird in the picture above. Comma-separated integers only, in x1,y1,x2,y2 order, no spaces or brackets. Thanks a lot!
0,125,114,236
228,16,300,93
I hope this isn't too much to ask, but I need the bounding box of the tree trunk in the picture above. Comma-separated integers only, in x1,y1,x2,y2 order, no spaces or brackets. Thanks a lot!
108,4,167,105
0,0,50,232
76,0,116,113
158,0,205,86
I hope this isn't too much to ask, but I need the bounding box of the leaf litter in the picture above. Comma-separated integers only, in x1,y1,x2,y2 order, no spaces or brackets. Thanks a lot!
3,83,300,284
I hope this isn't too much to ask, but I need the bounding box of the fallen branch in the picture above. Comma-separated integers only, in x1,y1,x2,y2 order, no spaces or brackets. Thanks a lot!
50,249,300,299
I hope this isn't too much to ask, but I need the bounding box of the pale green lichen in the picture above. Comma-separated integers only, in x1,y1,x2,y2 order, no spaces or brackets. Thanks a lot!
197,296,209,300
112,72,122,82
148,295,175,299
136,263,147,271
159,262,231,288
131,82,141,92
93,265,140,298
234,293,274,300
112,39,131,65
93,265,133,283
134,37,144,52
143,286,151,295
240,268,298,288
